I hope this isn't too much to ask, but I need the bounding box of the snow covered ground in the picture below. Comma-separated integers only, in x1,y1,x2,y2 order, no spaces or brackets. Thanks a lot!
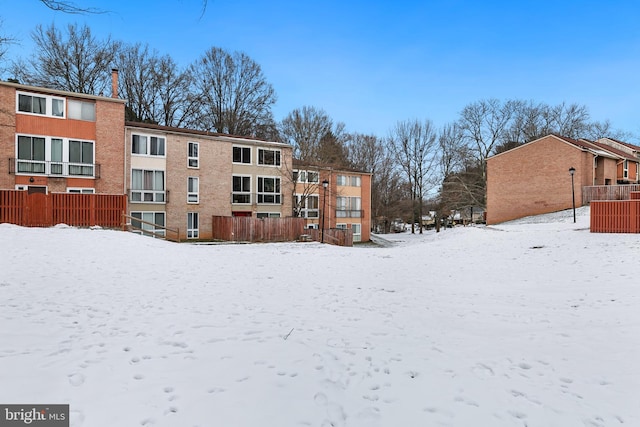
0,207,638,427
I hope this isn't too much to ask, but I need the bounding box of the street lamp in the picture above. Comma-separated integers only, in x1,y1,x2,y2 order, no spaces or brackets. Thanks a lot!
569,167,576,223
321,179,329,243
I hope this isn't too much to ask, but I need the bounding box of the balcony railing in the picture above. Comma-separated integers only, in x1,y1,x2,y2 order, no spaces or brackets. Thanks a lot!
336,209,364,218
9,158,100,178
231,193,284,205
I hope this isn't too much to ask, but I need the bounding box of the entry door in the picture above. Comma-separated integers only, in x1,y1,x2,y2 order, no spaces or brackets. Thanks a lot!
25,188,50,226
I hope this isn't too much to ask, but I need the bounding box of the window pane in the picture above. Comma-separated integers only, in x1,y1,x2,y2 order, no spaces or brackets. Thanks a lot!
18,95,31,112
81,102,96,121
242,176,250,190
69,141,81,162
52,99,64,117
233,176,242,191
51,139,63,162
33,138,45,161
154,171,164,190
17,136,31,160
82,142,93,164
132,135,147,154
33,97,46,114
151,137,165,156
132,170,142,189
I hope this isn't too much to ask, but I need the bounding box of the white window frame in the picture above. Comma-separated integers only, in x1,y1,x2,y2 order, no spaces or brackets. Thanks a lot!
232,175,252,204
336,175,347,186
350,176,361,187
257,212,281,218
336,223,347,230
130,211,166,237
336,196,361,218
16,91,65,119
188,142,199,168
258,148,281,166
295,194,319,218
131,133,166,157
15,185,27,191
67,99,95,121
623,160,629,179
16,134,95,177
294,170,319,183
131,169,165,203
233,146,251,164
351,223,362,242
67,188,95,194
187,212,199,239
257,176,281,204
187,176,199,204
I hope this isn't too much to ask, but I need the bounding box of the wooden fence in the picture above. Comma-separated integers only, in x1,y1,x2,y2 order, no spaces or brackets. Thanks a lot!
583,184,640,204
212,216,306,243
591,199,640,233
305,228,354,247
0,190,126,228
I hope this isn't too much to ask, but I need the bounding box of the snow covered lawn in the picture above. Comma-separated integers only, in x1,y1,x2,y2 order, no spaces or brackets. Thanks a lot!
0,207,637,427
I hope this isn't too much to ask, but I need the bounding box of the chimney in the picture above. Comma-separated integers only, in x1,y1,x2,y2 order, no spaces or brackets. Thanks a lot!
111,68,119,98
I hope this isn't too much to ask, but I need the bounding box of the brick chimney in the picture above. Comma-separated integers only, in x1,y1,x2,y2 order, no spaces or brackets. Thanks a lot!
111,68,119,98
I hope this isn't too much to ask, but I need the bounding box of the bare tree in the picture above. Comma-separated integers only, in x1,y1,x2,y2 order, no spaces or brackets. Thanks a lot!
116,43,197,127
388,119,438,234
39,0,106,14
189,47,277,138
279,106,333,161
11,23,120,95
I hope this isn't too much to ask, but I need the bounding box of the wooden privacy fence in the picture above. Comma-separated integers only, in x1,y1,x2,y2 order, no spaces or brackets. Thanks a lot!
583,184,640,204
590,191,640,233
0,190,126,228
212,216,306,243
305,228,354,247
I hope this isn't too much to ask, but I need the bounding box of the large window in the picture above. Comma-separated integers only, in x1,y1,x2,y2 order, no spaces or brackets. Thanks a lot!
17,92,64,118
337,175,361,187
131,169,165,202
188,176,199,203
131,211,166,237
257,177,281,204
188,142,199,168
132,134,165,156
187,212,199,239
336,196,362,218
257,212,281,218
258,148,280,166
351,223,362,242
68,100,95,121
294,170,319,183
17,136,46,173
233,146,251,164
295,194,319,218
232,175,251,204
69,140,94,176
16,135,95,177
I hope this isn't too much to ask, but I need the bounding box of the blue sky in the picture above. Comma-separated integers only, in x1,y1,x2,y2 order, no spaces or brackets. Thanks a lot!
2,0,640,138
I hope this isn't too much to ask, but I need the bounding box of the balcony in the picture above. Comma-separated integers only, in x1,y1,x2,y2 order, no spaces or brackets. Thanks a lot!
129,189,169,204
9,158,100,178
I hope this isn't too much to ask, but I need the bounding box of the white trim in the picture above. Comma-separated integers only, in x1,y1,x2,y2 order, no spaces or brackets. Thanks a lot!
257,175,281,204
232,145,252,164
187,176,199,204
131,132,166,158
257,148,281,167
67,187,95,194
16,91,66,119
232,174,252,204
188,141,199,169
187,212,199,239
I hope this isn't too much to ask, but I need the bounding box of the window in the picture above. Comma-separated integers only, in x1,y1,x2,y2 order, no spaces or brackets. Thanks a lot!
131,169,165,202
188,177,199,203
132,134,165,156
295,194,319,218
257,212,281,218
69,140,94,176
68,100,95,121
17,136,46,173
67,188,95,194
131,211,166,237
50,138,63,175
258,177,281,204
232,175,251,204
336,196,362,217
294,170,319,183
187,212,199,239
188,142,199,168
336,223,347,230
623,160,629,179
337,175,361,186
258,148,280,166
351,223,362,242
233,146,251,164
17,92,65,118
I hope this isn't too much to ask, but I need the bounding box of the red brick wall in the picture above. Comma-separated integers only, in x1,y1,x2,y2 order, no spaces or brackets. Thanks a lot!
486,135,595,224
0,85,17,190
94,99,126,194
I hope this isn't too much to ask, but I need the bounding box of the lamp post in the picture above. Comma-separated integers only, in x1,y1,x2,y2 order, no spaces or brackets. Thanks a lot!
321,179,329,243
569,167,576,223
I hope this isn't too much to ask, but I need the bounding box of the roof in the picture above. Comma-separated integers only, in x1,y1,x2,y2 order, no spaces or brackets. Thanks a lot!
125,121,290,148
488,134,619,161
582,139,638,162
292,158,371,175
600,137,640,152
0,80,127,104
